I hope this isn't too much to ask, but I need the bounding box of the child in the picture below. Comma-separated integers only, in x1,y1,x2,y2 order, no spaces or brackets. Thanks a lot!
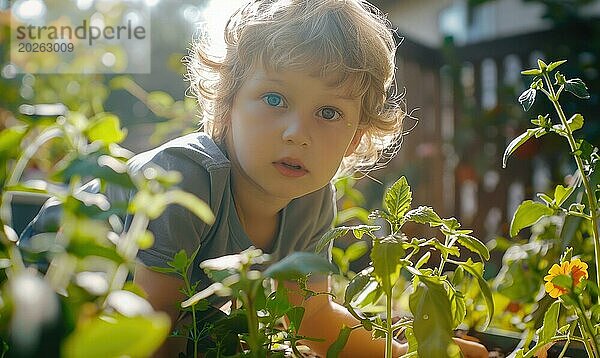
22,0,487,356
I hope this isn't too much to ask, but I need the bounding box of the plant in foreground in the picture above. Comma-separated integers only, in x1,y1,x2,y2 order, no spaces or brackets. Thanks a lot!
317,176,493,358
179,247,337,357
0,109,213,357
503,59,600,357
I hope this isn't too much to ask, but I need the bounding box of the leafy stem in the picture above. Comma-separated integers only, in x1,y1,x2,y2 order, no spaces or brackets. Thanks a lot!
241,287,261,358
385,292,393,358
542,72,600,301
572,294,600,356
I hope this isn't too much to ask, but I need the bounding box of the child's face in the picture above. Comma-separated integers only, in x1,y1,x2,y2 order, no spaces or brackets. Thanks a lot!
225,67,363,201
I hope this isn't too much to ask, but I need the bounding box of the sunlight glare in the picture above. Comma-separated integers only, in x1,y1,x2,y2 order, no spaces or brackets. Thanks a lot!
13,0,46,20
198,0,246,56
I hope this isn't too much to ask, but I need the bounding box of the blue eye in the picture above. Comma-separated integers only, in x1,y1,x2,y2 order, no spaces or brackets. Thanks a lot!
318,107,342,121
262,93,285,107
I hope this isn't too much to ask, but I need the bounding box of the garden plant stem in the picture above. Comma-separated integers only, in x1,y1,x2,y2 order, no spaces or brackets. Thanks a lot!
575,296,600,357
544,73,600,303
242,286,261,358
385,292,393,358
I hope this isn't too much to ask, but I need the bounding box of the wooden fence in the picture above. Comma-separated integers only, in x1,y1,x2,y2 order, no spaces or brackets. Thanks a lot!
382,26,599,245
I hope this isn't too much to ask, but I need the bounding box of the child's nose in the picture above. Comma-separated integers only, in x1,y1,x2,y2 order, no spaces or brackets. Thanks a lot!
281,114,312,147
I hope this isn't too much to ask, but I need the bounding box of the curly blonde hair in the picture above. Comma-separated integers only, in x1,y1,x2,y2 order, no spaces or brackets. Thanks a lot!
185,0,404,175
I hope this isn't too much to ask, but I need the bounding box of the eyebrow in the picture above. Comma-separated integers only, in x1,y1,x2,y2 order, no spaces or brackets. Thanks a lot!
261,78,360,101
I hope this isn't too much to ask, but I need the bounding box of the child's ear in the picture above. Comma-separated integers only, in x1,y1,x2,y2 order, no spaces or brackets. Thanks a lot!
344,129,364,157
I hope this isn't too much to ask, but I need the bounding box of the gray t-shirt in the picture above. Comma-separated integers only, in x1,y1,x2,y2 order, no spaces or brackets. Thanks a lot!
130,133,335,284
20,133,334,294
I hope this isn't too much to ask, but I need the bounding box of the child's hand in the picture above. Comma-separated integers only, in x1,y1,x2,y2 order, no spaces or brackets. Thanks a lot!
452,337,489,358
396,338,488,358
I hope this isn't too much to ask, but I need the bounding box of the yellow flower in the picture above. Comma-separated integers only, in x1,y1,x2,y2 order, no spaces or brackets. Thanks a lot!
544,258,588,298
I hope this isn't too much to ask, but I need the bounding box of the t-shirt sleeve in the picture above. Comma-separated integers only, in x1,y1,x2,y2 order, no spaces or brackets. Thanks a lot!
132,149,212,270
18,179,128,248
302,183,336,261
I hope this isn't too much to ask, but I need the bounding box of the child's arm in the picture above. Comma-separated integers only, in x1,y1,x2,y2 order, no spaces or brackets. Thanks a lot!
284,278,488,358
283,278,405,356
133,263,188,358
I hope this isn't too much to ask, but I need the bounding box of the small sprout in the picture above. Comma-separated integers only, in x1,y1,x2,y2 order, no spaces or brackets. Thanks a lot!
531,114,551,129
537,59,548,71
554,72,566,86
531,77,544,90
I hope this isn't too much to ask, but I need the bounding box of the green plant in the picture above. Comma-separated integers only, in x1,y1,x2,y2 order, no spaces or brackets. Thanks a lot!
503,59,600,357
317,176,493,358
179,247,337,357
0,106,213,357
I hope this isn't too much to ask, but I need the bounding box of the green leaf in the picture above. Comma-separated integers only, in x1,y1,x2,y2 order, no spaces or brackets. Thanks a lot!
147,91,175,109
384,176,412,222
564,78,590,99
326,325,352,358
552,113,584,136
266,283,291,318
264,252,337,280
405,327,418,354
510,200,554,237
332,247,346,273
335,207,371,225
555,71,566,85
447,285,467,328
52,152,135,189
409,277,461,358
503,128,544,168
344,268,371,305
551,274,572,291
0,126,27,158
148,266,176,274
355,280,383,308
518,88,537,111
537,300,560,343
427,239,460,258
459,259,494,329
451,266,464,286
345,241,369,262
286,306,305,332
554,184,575,207
351,225,380,240
62,313,170,358
316,227,349,253
370,236,405,294
165,190,215,225
415,251,431,269
68,241,124,264
567,113,584,132
546,60,567,72
521,69,542,76
441,217,461,231
86,113,127,144
456,234,490,260
537,59,548,70
109,75,133,89
168,250,189,273
537,193,553,206
404,206,443,226
130,192,166,219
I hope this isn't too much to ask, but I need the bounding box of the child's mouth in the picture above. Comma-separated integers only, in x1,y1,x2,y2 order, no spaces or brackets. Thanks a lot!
273,158,308,177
